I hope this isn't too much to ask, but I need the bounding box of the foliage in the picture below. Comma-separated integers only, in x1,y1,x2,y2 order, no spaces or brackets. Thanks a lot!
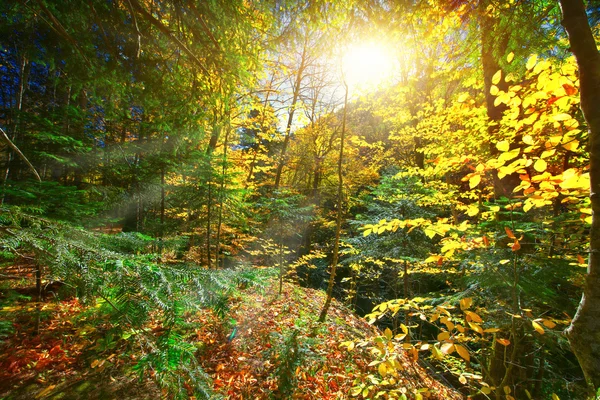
0,206,267,398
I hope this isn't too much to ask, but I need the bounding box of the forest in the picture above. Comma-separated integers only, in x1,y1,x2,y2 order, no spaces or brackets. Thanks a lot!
1,0,600,399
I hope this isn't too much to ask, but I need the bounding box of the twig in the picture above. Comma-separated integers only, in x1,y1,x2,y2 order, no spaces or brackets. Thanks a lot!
0,127,41,181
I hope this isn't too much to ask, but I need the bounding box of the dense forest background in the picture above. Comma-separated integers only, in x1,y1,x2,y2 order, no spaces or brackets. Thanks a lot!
2,0,600,399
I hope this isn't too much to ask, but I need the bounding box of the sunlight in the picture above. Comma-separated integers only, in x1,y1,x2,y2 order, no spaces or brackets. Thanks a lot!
342,43,395,91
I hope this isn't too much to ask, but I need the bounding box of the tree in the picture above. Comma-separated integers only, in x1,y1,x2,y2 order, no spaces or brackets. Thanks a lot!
559,0,600,391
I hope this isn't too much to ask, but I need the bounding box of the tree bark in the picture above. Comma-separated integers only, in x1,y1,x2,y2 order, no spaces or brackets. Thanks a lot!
319,81,348,322
559,0,600,391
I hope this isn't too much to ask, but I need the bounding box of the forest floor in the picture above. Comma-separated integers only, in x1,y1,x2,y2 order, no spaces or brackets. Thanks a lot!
0,267,461,399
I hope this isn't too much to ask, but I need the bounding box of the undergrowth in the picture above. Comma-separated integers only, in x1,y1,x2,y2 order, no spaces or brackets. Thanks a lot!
0,206,269,399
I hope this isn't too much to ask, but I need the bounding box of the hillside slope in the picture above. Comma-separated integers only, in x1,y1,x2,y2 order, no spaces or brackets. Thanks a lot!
202,280,462,399
0,274,462,399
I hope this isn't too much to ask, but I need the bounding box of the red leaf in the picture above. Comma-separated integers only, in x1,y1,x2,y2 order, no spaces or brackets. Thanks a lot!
563,83,577,96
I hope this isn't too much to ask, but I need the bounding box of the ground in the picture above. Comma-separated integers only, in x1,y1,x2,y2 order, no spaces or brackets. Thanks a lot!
0,269,462,399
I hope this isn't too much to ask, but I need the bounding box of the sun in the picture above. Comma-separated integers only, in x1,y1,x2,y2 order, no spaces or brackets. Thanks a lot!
342,43,395,91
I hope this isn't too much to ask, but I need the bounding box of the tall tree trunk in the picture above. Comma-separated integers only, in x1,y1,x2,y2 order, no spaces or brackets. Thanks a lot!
215,119,230,269
319,81,348,322
559,0,600,391
479,1,518,199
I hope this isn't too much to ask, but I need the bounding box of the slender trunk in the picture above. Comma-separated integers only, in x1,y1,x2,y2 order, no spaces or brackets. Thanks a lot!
560,0,600,390
206,179,212,269
160,167,165,235
319,81,348,323
2,57,28,203
403,260,410,298
274,36,308,189
206,121,221,269
215,120,230,269
533,350,546,399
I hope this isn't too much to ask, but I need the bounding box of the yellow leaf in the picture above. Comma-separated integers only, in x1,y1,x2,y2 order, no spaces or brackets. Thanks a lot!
457,93,469,103
384,327,393,339
507,52,514,63
481,386,492,395
492,70,502,85
424,228,437,239
496,140,510,152
459,375,467,384
522,134,534,145
455,344,470,361
526,54,538,70
468,322,484,334
552,393,560,400
363,229,372,237
460,297,473,310
467,204,479,216
378,362,387,377
562,140,579,151
552,113,572,121
499,148,520,162
499,259,511,265
532,320,545,334
437,331,451,341
432,345,444,360
490,85,499,95
534,158,547,172
469,174,481,189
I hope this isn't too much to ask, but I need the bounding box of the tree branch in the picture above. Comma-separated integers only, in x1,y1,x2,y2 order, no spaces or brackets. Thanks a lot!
127,0,209,75
0,127,41,182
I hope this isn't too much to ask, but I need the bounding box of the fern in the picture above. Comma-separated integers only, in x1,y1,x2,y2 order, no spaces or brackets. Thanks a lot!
0,206,265,398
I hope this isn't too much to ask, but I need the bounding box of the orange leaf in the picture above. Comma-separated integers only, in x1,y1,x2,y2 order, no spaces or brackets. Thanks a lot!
505,227,516,239
455,344,470,361
542,319,557,329
511,240,521,251
465,311,482,323
577,255,586,264
496,338,511,346
483,236,490,246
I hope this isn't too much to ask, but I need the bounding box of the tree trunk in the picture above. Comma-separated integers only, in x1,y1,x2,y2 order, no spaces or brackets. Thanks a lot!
273,35,308,189
215,119,230,269
560,0,600,391
319,81,348,322
479,0,519,199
